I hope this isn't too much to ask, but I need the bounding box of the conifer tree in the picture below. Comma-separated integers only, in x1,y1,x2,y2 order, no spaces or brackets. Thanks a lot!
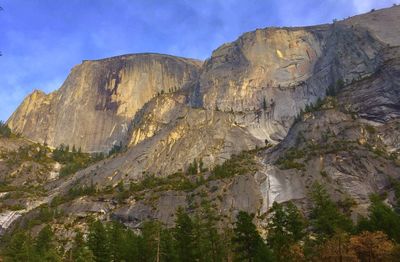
232,211,275,261
5,231,35,262
357,194,400,242
34,225,61,261
71,231,94,262
174,207,196,261
87,220,111,262
309,182,353,239
267,201,305,261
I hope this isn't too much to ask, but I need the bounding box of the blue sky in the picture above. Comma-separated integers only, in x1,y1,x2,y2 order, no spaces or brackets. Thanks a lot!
0,0,398,121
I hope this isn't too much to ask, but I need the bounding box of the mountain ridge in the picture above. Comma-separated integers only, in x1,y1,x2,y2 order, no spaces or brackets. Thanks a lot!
1,6,400,253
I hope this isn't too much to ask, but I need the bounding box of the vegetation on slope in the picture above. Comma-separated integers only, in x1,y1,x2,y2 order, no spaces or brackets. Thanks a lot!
2,182,400,261
52,144,104,177
0,121,12,138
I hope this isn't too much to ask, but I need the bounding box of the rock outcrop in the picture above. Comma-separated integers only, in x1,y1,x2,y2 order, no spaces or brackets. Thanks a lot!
7,54,202,152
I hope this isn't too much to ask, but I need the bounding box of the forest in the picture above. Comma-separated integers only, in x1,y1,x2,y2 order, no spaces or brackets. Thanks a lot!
2,182,400,262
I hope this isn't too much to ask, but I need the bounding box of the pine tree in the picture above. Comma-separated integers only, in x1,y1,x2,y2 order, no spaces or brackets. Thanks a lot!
4,231,35,262
140,220,161,262
267,202,305,261
87,220,111,262
357,194,400,242
159,228,178,262
232,211,275,261
263,97,268,110
174,207,196,261
71,230,94,262
34,225,61,261
309,182,353,239
196,202,226,261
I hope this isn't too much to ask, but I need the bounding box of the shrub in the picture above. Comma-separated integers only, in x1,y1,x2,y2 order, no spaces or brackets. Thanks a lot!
0,121,12,138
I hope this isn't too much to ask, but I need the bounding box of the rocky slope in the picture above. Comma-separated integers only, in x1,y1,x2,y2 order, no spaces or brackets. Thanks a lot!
2,5,400,237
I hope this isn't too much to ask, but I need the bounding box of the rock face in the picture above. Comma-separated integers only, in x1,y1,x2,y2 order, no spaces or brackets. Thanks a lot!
192,23,385,142
4,5,400,230
7,54,202,152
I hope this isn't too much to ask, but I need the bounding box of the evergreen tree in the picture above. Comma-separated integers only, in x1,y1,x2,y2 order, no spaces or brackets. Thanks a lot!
140,220,161,262
263,97,268,110
309,182,353,239
0,121,12,137
34,225,61,261
87,220,111,262
196,202,226,262
71,230,94,262
174,207,196,261
121,229,141,262
267,201,305,261
232,211,275,262
357,195,400,242
4,231,35,262
159,228,178,262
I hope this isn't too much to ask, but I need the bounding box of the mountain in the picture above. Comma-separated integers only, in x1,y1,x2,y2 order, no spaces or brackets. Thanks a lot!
7,54,202,152
1,5,400,259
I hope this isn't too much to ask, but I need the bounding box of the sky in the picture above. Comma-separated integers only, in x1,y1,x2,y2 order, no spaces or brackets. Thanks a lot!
0,0,398,121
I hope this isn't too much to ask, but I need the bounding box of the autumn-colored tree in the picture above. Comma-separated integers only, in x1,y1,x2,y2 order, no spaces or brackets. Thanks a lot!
286,244,306,262
350,231,394,262
318,231,358,262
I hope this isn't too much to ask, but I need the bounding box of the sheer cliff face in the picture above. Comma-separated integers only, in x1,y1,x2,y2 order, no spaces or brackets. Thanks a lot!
7,54,202,152
193,22,385,142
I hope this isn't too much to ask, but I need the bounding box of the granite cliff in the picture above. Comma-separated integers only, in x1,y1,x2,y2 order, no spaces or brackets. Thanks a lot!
7,54,202,152
2,5,400,239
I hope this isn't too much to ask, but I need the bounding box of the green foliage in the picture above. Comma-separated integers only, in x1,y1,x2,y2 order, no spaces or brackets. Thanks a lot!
174,207,197,261
3,143,53,167
0,120,12,138
108,141,126,157
391,178,400,214
267,202,306,261
293,80,343,124
3,226,61,262
34,225,61,261
357,194,400,242
4,194,400,261
68,182,97,198
3,230,35,262
275,148,306,170
276,140,358,171
52,144,102,177
211,150,258,179
88,220,111,262
194,202,228,261
232,211,275,261
129,172,197,194
309,182,353,239
187,158,205,175
71,231,94,262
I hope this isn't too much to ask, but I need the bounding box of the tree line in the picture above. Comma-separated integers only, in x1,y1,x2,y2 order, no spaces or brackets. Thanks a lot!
3,182,400,261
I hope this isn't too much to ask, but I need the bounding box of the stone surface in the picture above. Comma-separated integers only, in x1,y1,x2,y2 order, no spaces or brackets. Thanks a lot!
7,54,202,152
